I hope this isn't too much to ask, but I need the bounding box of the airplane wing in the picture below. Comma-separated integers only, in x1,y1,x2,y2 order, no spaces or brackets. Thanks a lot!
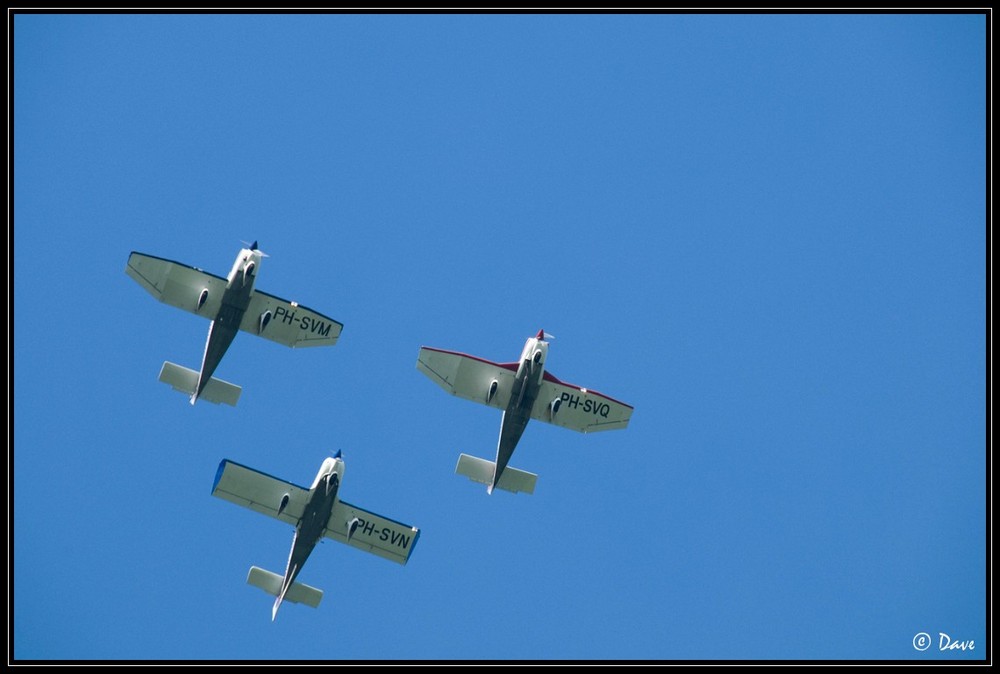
416,346,518,411
239,290,343,347
126,252,226,318
325,501,420,565
211,459,310,527
529,372,634,433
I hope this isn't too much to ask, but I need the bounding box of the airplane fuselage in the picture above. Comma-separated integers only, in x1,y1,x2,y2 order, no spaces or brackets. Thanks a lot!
491,332,549,492
276,457,344,615
194,247,262,400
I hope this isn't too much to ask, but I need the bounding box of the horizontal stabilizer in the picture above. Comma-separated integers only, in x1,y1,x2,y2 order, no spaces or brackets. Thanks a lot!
246,566,323,608
455,453,537,495
158,361,241,406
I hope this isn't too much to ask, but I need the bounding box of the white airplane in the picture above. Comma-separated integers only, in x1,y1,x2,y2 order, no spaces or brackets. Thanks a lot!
416,330,633,495
125,242,343,406
212,451,420,620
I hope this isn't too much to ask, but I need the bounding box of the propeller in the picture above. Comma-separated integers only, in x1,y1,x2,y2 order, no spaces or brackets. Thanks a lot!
536,329,555,341
241,239,270,257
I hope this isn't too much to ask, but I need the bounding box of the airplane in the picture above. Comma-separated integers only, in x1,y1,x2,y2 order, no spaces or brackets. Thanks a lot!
212,451,420,620
125,242,343,406
416,330,633,495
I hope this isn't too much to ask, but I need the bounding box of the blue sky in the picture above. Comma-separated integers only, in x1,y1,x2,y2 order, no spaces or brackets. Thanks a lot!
12,12,987,662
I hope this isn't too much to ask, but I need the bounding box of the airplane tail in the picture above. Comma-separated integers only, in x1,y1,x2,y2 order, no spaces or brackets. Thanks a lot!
158,361,242,406
246,566,323,620
455,453,537,495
